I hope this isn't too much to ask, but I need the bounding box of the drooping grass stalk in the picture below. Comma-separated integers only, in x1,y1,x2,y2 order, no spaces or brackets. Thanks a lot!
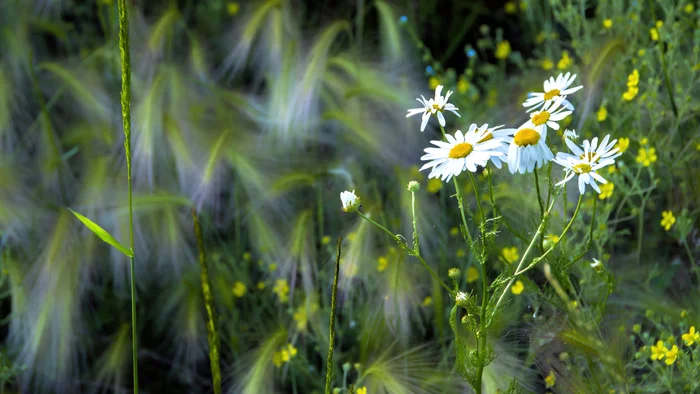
117,0,138,391
191,208,221,394
324,239,342,394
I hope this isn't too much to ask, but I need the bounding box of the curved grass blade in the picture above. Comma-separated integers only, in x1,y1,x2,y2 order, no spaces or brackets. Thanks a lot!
68,208,133,257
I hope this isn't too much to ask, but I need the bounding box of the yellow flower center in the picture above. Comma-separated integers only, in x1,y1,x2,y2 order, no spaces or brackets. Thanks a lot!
449,142,474,158
531,111,551,126
513,128,540,147
432,103,441,110
573,163,592,173
477,132,493,143
543,89,560,100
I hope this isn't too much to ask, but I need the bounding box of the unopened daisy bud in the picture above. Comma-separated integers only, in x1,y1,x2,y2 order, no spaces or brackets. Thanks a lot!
407,180,420,192
342,362,351,372
590,258,603,272
354,363,362,371
455,291,469,308
340,190,361,212
448,267,461,281
563,129,578,141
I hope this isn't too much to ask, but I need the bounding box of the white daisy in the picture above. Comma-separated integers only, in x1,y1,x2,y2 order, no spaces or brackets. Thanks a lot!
553,134,621,194
419,124,505,182
406,85,460,132
504,122,554,174
340,190,361,212
522,72,583,112
563,129,578,141
468,123,511,169
524,95,572,134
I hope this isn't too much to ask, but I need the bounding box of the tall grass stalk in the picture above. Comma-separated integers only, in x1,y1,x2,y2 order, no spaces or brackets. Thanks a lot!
324,239,342,394
191,208,222,394
117,0,138,391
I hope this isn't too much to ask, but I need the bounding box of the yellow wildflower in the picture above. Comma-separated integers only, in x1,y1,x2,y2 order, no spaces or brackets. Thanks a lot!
429,77,440,90
519,0,527,10
287,343,298,357
356,387,367,394
321,235,331,245
548,234,560,244
640,137,648,145
257,281,265,290
686,4,694,13
616,137,629,153
269,263,277,272
377,256,389,272
466,267,479,283
597,106,608,122
511,280,525,295
557,51,572,70
422,296,433,307
650,28,659,41
427,178,442,194
273,279,290,302
603,19,613,28
232,281,247,298
681,310,689,318
458,77,469,94
294,309,308,331
627,69,640,86
545,371,556,388
281,349,290,362
456,249,466,258
450,227,460,237
660,210,675,231
495,41,512,60
682,326,699,346
505,1,517,14
656,20,664,28
227,2,240,16
598,183,614,200
502,247,519,264
347,232,357,241
622,86,639,101
607,166,617,174
273,351,283,367
650,340,668,361
638,49,646,56
569,300,578,309
635,147,657,167
665,345,678,365
541,58,554,70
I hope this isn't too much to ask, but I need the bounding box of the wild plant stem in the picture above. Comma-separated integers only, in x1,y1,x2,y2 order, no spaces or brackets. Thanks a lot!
191,208,221,394
534,167,545,251
324,239,342,394
410,190,419,255
117,0,138,391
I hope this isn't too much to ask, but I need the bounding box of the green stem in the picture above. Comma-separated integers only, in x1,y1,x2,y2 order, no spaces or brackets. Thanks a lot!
191,208,221,394
534,168,545,251
657,43,679,119
324,239,342,394
468,172,486,226
411,190,419,255
452,176,476,251
117,0,138,391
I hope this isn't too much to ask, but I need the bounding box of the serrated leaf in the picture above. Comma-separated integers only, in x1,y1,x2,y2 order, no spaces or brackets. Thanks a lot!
68,209,133,257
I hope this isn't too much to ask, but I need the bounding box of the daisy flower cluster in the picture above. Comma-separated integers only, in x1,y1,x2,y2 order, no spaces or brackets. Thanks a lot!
399,73,622,196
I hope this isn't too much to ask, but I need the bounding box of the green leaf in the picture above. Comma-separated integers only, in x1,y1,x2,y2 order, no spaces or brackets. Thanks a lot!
68,209,133,257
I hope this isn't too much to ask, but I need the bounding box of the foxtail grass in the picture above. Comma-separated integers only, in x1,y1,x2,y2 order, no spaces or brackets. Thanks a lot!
191,207,221,394
117,0,138,391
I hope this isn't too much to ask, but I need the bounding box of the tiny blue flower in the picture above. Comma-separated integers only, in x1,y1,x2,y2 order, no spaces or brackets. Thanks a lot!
466,49,476,58
425,65,434,75
399,15,408,24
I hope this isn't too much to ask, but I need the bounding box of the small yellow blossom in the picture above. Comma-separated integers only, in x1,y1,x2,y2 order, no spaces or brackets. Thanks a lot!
638,49,646,56
502,247,519,264
511,280,525,295
569,300,579,309
603,19,613,28
597,106,608,122
457,78,469,94
557,51,572,70
519,0,527,10
243,251,252,261
456,249,466,258
505,1,517,14
356,387,367,394
622,87,639,101
257,281,266,290
227,2,240,16
650,340,668,361
269,263,277,272
321,235,331,245
686,4,695,13
287,343,298,357
681,310,689,318
616,137,629,153
429,77,440,90
633,324,642,333
547,234,560,244
294,309,308,331
232,281,247,298
272,351,284,367
495,41,512,60
450,227,460,237
598,183,614,200
377,256,389,272
660,210,675,231
545,371,556,388
650,28,659,41
281,349,290,362
607,166,617,174
665,345,678,365
422,296,433,307
635,147,657,167
655,20,664,28
427,178,442,194
640,137,648,145
541,58,554,70
682,326,699,346
273,279,290,302
347,232,357,241
466,267,479,283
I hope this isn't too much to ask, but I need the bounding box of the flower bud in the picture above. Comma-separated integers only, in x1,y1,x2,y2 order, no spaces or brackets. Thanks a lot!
407,181,420,192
